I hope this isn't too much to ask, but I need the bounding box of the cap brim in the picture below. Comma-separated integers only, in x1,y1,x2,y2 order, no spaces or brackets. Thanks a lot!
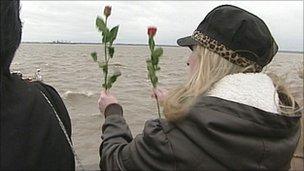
177,36,198,47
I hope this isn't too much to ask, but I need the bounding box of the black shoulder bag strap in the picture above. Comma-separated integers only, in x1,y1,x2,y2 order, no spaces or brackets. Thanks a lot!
34,82,84,170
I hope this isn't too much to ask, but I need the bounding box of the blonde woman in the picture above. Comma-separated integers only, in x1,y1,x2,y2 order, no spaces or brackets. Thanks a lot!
98,5,302,171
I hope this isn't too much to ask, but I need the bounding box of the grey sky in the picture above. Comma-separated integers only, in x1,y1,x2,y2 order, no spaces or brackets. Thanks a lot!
20,1,303,51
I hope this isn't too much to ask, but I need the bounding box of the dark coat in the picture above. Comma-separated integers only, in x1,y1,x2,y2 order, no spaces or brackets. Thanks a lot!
100,96,301,171
0,74,75,170
1,1,74,169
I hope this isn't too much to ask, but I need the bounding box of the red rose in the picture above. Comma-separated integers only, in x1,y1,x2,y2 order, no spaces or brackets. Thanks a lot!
147,27,157,38
104,6,112,17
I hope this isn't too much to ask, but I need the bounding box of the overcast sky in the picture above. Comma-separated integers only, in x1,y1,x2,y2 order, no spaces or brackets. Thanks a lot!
20,1,303,51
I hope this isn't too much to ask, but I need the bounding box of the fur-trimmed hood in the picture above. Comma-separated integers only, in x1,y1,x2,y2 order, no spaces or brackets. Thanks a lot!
207,73,279,114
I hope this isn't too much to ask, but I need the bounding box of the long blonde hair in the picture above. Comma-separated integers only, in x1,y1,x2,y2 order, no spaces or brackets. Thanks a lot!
163,46,300,121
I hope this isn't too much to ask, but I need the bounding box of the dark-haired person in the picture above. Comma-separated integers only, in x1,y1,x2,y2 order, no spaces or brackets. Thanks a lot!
98,5,302,171
0,1,75,170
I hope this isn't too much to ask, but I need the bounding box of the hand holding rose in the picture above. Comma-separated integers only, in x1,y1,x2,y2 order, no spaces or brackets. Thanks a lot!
98,91,118,114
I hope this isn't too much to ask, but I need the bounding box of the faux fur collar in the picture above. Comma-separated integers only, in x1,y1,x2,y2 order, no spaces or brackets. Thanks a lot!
207,73,279,114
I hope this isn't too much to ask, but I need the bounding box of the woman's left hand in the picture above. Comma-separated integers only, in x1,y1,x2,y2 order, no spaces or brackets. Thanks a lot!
98,90,118,114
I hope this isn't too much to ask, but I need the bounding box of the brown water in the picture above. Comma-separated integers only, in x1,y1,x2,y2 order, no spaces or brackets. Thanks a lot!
12,44,303,169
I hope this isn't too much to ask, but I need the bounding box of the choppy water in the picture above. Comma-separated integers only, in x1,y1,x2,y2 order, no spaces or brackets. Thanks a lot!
12,44,303,169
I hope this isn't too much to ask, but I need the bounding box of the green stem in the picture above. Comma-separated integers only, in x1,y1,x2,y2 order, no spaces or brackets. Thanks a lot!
155,95,161,118
104,17,108,90
152,83,161,118
148,37,160,118
149,37,154,53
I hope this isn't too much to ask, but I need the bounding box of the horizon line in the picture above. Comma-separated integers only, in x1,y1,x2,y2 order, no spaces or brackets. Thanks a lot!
20,41,304,53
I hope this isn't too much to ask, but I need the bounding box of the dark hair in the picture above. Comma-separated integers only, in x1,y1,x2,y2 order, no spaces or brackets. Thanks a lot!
0,0,22,74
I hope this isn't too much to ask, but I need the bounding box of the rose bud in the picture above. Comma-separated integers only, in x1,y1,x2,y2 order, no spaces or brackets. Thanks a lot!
104,6,112,17
147,27,157,38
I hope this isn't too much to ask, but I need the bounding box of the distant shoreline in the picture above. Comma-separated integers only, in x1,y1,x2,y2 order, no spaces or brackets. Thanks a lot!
278,50,304,54
21,42,303,53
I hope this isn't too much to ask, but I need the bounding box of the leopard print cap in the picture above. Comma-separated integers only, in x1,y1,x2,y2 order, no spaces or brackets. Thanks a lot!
191,31,263,72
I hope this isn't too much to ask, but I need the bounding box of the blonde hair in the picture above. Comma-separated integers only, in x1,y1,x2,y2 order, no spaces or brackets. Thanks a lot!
163,46,301,121
267,73,302,115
